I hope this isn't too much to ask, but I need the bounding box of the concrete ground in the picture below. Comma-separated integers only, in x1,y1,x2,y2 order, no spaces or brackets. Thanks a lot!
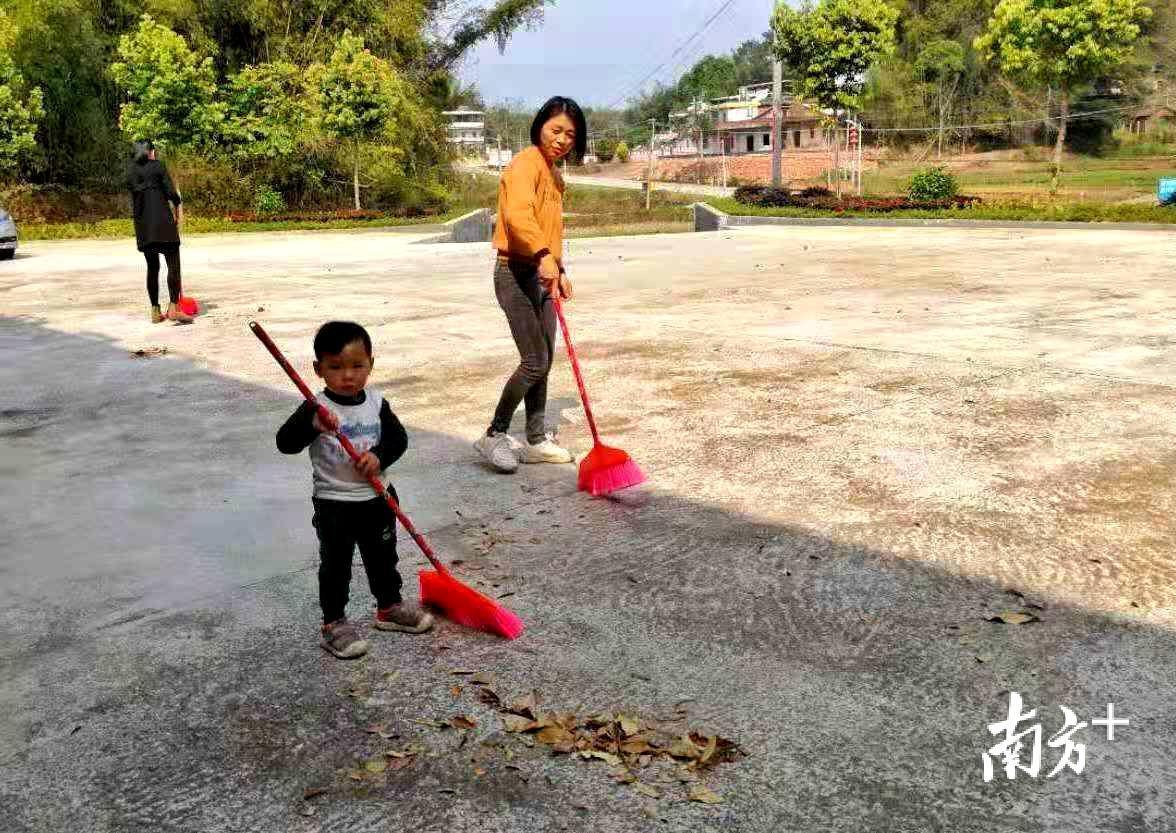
1,224,1174,832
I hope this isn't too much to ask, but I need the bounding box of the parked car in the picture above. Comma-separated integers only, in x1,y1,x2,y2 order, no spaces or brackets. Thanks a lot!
0,207,17,260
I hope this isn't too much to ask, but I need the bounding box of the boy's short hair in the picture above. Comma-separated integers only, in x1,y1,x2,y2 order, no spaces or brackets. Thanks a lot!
314,321,372,359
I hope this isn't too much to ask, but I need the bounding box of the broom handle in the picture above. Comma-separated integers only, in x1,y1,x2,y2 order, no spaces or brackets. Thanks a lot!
552,297,602,446
249,321,450,578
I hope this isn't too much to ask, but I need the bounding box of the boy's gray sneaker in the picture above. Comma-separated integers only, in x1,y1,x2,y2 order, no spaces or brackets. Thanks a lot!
374,602,435,633
474,432,519,473
320,619,369,659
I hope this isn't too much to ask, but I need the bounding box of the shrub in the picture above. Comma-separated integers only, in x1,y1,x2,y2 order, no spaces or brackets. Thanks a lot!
615,141,630,163
733,184,979,212
907,167,959,201
595,139,617,163
254,184,286,215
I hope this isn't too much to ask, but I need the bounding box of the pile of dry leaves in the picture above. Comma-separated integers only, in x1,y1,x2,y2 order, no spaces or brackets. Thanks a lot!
489,687,743,803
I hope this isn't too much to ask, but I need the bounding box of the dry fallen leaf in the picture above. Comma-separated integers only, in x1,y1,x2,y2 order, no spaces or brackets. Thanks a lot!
501,714,537,733
536,725,575,746
580,749,623,767
302,787,329,800
988,611,1039,625
449,715,478,730
364,758,387,774
298,803,317,817
472,672,494,685
688,785,724,804
450,685,464,698
508,690,541,719
669,736,701,760
348,770,365,782
386,756,414,771
450,669,477,676
619,715,640,737
975,653,995,664
633,783,661,799
478,687,503,708
611,767,637,784
365,724,384,734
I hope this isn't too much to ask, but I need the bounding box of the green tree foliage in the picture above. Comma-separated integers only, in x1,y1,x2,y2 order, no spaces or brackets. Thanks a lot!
312,30,428,208
222,61,308,162
679,55,738,100
773,0,899,196
772,0,900,113
915,39,966,156
975,0,1152,183
0,8,43,178
109,15,225,150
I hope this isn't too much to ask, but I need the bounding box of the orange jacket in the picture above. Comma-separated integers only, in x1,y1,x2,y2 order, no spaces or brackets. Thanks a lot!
492,145,564,265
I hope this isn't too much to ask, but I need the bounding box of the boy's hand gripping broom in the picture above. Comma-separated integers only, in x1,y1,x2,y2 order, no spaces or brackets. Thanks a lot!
249,321,524,640
552,298,646,496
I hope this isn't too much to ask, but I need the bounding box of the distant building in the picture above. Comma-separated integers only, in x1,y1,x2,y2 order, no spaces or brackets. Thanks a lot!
1127,102,1176,134
442,110,486,155
663,81,829,157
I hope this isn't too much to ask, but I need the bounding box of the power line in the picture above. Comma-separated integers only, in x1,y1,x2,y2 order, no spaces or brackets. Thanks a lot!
860,102,1144,134
605,0,740,110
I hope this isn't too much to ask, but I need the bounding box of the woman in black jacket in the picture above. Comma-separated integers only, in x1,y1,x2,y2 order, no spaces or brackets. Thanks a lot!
127,141,192,324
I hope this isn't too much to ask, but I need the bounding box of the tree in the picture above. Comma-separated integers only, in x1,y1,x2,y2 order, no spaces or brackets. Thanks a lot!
975,0,1152,190
915,39,967,158
109,15,225,150
679,55,738,101
773,0,899,196
222,61,309,162
732,33,776,87
0,9,44,179
312,31,424,209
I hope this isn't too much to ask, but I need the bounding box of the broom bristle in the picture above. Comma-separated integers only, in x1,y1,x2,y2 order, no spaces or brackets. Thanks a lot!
578,444,646,496
418,569,524,639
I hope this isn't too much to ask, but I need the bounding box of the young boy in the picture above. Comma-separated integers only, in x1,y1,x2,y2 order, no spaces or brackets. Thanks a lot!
277,321,433,659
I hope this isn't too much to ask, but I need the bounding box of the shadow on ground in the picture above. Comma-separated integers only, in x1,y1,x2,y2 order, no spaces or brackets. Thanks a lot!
0,316,1172,833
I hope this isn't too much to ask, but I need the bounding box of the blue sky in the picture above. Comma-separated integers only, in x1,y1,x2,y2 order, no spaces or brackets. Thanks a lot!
460,0,780,108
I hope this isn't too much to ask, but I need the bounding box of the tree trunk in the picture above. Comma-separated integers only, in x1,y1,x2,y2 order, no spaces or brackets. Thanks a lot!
350,141,359,209
937,89,945,160
833,111,842,199
1051,90,1069,195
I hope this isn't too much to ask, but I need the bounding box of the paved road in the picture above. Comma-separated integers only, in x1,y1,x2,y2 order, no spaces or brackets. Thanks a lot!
463,164,735,198
2,225,1174,831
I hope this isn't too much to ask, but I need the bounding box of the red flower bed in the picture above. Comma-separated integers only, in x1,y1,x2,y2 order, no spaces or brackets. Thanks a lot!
734,185,980,212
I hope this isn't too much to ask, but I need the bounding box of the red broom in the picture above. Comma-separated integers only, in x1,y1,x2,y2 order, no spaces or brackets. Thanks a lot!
552,298,646,496
249,321,524,640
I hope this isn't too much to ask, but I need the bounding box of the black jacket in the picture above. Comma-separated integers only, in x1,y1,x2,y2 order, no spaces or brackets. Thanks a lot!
127,159,182,251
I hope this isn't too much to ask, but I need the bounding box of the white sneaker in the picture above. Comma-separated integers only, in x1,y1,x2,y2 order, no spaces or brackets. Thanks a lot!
474,432,520,473
520,434,574,464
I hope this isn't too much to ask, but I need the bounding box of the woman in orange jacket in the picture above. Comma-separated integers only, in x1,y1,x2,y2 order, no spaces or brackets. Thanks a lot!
475,97,588,473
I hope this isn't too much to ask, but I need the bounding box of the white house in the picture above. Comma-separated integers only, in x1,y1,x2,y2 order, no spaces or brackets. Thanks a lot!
442,110,486,155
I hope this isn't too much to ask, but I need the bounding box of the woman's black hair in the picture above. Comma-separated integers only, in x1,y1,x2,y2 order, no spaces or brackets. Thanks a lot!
131,140,155,164
530,97,588,163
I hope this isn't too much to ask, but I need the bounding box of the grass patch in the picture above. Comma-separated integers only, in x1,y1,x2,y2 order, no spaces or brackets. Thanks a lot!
18,213,454,242
860,154,1176,203
707,196,1176,225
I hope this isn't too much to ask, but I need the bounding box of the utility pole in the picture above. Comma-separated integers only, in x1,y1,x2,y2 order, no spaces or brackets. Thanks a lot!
771,57,783,187
696,94,705,185
646,117,656,211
